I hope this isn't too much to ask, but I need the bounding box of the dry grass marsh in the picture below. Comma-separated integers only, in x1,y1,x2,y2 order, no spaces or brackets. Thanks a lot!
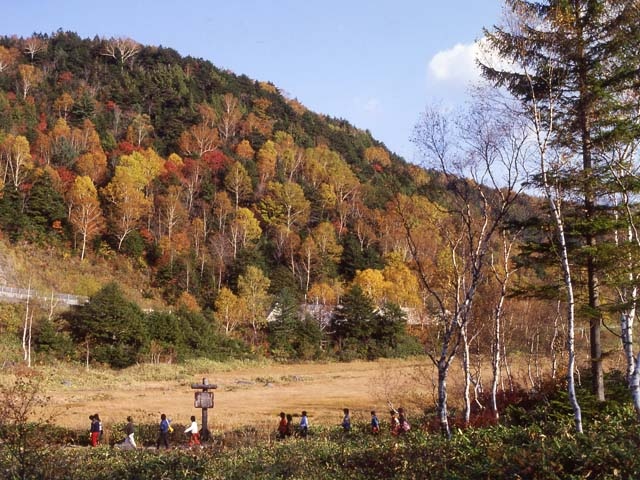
19,358,440,434
6,350,618,436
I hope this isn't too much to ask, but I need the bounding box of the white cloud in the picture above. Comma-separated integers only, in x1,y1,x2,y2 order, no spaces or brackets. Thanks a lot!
362,97,381,113
427,42,482,87
426,38,513,93
353,95,381,115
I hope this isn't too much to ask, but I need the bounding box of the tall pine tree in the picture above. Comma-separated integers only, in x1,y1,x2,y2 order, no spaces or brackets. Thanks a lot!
482,0,640,402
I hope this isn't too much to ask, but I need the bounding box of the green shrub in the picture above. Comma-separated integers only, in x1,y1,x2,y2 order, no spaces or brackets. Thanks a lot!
10,415,640,480
65,283,147,368
33,318,76,361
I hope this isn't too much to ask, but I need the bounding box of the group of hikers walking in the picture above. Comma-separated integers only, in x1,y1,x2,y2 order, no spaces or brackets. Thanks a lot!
388,407,411,435
154,413,202,449
88,406,410,448
155,413,202,449
277,407,410,440
276,410,310,439
87,412,201,449
347,407,410,436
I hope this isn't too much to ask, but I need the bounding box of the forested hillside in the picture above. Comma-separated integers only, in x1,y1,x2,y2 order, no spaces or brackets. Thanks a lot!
0,31,450,364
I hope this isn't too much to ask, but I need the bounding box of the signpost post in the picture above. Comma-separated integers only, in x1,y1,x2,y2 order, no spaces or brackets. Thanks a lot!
191,378,217,441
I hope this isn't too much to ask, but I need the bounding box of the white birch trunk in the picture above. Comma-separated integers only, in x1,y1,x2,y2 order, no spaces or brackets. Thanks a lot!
22,282,31,365
630,352,640,420
550,302,561,380
621,309,636,381
547,188,583,433
461,325,471,426
524,59,583,432
437,359,451,439
26,311,33,368
490,298,502,419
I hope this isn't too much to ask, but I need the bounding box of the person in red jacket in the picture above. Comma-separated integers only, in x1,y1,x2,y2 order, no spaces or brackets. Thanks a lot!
89,415,100,446
277,412,288,440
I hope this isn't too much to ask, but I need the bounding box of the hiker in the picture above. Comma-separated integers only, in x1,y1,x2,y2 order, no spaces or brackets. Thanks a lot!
397,407,410,434
156,413,170,449
277,412,288,440
285,413,294,437
341,408,351,432
370,410,380,434
89,414,100,446
184,415,201,446
389,409,400,436
121,416,136,449
298,410,309,438
94,413,103,441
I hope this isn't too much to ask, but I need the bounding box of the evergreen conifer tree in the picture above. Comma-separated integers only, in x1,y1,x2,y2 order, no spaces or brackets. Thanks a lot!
482,0,640,401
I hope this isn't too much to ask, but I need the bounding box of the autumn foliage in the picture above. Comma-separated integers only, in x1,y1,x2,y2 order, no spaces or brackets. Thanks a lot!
0,31,555,370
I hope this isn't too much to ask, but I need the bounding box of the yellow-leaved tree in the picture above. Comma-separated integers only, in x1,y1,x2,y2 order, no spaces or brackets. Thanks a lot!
259,181,310,231
76,150,108,186
101,149,163,250
18,64,43,99
224,161,252,209
257,140,277,186
274,131,304,182
1,134,33,189
382,252,421,309
353,269,388,303
234,139,255,161
68,175,104,260
228,207,262,259
214,287,247,336
0,45,19,73
237,265,272,347
363,146,391,169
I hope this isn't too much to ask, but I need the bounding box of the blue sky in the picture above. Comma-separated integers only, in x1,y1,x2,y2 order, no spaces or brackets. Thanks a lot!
2,0,503,162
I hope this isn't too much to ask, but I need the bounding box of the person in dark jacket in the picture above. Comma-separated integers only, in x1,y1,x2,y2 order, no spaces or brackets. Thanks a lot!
285,413,294,437
89,415,100,447
156,413,170,449
370,410,380,434
123,416,136,448
341,408,351,432
94,413,103,441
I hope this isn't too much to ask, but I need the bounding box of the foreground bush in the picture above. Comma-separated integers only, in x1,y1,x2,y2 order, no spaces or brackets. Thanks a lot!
3,414,639,480
3,370,640,479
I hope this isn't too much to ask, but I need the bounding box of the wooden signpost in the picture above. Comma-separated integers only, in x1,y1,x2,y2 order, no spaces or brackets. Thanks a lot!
191,378,217,441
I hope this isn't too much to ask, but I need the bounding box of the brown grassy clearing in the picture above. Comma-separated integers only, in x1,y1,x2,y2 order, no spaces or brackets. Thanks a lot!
12,352,601,434
35,358,435,434
2,344,626,441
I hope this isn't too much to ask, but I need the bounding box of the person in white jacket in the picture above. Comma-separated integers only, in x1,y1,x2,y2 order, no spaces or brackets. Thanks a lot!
184,415,201,446
118,416,136,449
298,410,309,438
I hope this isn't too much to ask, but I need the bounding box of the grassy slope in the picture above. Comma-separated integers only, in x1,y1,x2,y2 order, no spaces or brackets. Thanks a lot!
0,238,165,310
